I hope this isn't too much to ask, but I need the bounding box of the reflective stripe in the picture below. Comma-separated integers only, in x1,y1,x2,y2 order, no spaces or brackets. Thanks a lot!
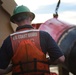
10,29,39,36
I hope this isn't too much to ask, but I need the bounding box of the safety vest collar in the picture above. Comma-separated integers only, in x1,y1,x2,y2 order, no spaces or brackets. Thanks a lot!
16,25,34,31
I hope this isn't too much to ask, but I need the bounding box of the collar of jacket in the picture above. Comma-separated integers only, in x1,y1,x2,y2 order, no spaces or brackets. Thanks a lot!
16,25,34,31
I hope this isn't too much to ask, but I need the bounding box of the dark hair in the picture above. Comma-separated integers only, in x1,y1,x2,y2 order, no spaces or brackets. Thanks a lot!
13,13,31,22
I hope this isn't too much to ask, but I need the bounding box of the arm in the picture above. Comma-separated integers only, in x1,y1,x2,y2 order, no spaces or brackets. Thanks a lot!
49,55,65,65
45,32,65,65
0,36,13,75
0,64,12,75
55,55,65,64
47,55,65,65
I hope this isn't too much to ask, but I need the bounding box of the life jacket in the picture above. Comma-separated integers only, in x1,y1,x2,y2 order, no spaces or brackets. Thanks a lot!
10,29,50,75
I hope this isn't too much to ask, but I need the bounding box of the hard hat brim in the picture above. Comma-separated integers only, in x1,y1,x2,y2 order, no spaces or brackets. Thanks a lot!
10,12,35,23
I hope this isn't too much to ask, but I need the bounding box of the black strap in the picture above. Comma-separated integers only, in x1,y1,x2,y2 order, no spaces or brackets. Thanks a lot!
53,0,61,18
13,58,50,75
55,0,60,14
13,58,49,67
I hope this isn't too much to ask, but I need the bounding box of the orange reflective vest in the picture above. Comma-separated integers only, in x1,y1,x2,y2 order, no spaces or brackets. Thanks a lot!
10,29,50,75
